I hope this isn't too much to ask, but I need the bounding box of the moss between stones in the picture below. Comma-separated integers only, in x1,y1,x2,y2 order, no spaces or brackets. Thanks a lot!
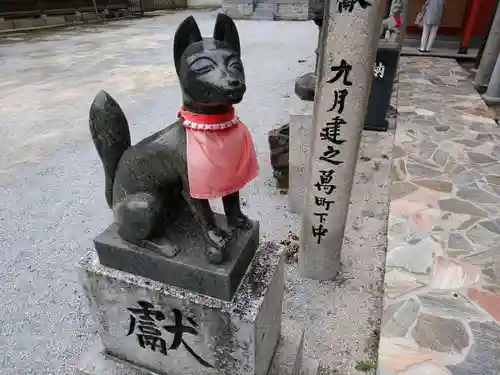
354,359,377,372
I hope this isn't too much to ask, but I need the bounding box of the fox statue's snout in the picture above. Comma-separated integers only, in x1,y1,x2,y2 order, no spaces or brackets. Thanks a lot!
174,14,245,107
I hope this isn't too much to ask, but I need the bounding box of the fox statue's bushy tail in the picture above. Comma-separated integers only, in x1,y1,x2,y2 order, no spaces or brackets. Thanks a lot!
89,90,131,208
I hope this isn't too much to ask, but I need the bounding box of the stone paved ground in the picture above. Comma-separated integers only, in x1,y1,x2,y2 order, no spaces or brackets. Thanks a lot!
378,56,500,375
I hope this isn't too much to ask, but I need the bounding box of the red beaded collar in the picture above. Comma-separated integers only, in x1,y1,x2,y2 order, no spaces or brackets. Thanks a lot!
178,108,239,131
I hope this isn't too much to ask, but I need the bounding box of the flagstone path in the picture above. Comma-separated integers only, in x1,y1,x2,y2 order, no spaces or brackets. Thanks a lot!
377,56,500,375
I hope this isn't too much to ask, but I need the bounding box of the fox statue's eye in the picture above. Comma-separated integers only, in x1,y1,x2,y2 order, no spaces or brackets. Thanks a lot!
189,57,215,73
228,61,243,72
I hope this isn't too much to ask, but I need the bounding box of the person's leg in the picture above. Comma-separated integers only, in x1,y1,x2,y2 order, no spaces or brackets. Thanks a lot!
426,25,439,51
420,24,430,52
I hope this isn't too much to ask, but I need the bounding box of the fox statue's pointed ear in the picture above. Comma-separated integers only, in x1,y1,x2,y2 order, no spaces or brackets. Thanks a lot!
213,13,241,56
174,16,203,73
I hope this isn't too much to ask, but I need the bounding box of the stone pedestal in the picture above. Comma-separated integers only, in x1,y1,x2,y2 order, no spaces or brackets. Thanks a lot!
78,242,289,375
475,2,500,93
78,318,310,375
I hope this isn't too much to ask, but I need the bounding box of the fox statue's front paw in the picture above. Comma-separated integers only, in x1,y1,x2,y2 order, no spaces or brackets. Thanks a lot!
227,212,253,231
204,227,230,265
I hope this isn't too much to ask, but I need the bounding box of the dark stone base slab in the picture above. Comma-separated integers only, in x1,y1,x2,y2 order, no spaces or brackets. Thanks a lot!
364,119,389,132
93,213,259,301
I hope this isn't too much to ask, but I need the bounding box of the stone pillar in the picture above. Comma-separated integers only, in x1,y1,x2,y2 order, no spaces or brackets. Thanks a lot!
399,0,411,46
476,0,500,69
298,0,384,280
483,52,500,105
474,1,500,93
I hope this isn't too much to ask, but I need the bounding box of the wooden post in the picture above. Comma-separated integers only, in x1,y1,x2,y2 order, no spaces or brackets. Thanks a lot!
299,0,385,280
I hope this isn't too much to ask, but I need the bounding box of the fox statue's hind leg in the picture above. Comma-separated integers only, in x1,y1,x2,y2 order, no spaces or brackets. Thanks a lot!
113,192,180,258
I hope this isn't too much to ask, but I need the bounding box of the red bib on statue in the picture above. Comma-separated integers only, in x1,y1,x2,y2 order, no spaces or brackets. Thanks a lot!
179,108,259,199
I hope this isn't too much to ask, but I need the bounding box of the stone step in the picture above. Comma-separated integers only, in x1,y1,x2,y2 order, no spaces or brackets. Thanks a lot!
0,20,14,30
42,15,66,25
64,13,83,22
404,37,460,50
12,17,46,29
81,12,103,22
254,2,274,10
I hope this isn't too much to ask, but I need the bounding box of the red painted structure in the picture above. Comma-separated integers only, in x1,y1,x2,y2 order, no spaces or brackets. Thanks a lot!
406,0,497,42
460,0,483,53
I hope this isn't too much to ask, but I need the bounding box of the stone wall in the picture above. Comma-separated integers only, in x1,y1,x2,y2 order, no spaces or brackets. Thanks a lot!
187,0,222,7
274,0,308,20
0,11,134,32
222,0,309,20
142,0,187,10
222,1,254,19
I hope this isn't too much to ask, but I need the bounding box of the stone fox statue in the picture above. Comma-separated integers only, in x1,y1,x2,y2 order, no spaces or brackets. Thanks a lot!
89,14,258,265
